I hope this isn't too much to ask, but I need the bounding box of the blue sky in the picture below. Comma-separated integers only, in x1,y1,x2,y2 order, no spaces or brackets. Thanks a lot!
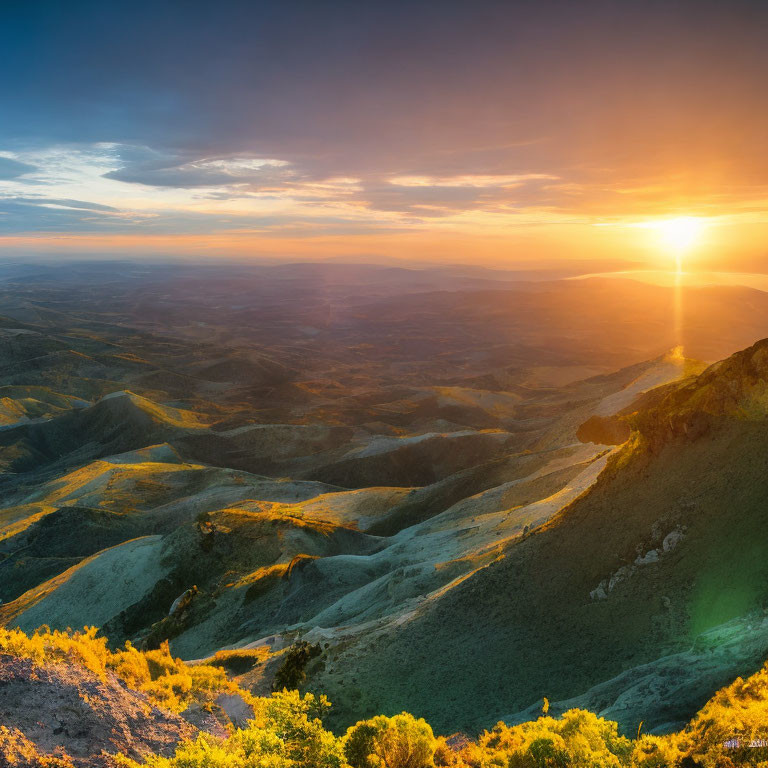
1,0,768,265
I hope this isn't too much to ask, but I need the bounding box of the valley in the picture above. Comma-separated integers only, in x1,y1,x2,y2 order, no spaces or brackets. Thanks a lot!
5,262,768,749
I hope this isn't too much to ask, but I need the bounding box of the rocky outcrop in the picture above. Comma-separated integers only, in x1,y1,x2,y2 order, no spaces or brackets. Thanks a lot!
0,654,195,767
631,338,768,452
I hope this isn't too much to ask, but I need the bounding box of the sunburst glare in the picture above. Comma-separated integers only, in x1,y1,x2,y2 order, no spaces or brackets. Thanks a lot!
656,216,705,255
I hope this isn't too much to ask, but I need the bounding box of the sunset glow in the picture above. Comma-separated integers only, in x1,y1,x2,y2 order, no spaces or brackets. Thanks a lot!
0,2,766,270
656,217,705,254
7,6,768,764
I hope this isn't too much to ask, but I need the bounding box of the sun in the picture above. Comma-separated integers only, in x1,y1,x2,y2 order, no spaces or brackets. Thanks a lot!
656,217,705,252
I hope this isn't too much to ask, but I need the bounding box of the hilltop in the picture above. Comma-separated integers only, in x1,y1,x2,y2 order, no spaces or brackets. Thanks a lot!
307,339,768,733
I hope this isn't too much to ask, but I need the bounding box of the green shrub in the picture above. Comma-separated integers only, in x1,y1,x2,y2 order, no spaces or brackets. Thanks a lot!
344,712,437,768
525,737,570,768
272,641,321,691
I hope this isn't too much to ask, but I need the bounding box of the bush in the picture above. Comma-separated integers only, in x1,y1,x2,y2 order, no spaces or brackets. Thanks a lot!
525,737,570,768
120,690,344,768
466,710,632,768
344,712,437,768
272,641,321,691
345,723,381,768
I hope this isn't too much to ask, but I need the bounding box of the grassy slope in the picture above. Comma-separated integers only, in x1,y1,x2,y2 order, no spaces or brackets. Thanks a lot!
310,414,768,734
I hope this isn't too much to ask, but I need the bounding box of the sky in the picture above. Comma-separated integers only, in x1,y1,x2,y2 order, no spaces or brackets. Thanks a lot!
1,0,768,268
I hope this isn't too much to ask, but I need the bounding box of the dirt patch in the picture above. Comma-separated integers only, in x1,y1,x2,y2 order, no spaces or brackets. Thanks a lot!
0,654,195,767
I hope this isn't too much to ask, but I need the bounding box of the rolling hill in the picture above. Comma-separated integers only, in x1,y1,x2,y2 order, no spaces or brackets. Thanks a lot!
305,339,768,734
5,263,768,746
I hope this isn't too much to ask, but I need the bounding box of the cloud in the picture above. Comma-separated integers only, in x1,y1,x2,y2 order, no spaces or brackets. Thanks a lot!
355,174,558,216
0,192,400,238
0,197,124,233
4,137,768,246
3,0,768,190
0,156,36,180
1,0,767,250
31,198,119,212
387,174,556,188
103,145,293,188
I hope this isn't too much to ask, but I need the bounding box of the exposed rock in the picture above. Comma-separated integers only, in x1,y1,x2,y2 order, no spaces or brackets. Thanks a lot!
0,654,195,767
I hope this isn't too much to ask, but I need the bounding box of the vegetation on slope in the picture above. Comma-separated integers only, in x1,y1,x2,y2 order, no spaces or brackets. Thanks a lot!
0,626,254,714
313,343,768,733
116,661,768,768
4,628,768,767
114,662,768,768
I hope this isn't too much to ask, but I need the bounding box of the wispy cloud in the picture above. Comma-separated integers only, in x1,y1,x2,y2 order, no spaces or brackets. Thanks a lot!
3,139,768,249
387,174,556,188
103,145,293,188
